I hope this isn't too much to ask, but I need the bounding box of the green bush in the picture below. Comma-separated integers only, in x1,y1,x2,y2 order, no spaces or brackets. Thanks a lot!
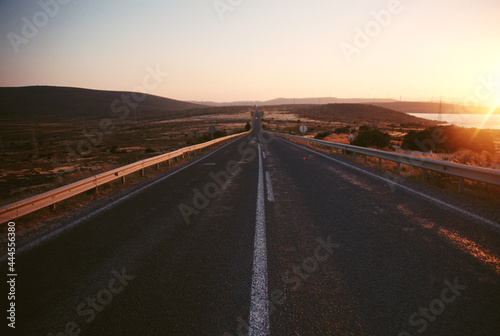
334,127,351,135
350,127,392,149
402,126,495,153
196,130,228,144
315,131,332,140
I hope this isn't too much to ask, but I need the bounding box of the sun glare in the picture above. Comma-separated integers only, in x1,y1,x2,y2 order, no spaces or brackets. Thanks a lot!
474,96,500,136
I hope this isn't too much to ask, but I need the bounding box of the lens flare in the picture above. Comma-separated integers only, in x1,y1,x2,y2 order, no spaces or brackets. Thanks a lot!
479,97,500,129
472,96,500,140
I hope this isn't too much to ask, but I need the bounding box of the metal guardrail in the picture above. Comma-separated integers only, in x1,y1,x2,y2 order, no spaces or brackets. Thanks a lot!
273,132,500,189
0,131,249,223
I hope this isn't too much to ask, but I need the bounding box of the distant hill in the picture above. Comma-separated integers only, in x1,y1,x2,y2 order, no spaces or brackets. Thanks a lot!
370,101,499,114
0,86,205,119
264,103,440,126
192,97,397,107
198,98,499,115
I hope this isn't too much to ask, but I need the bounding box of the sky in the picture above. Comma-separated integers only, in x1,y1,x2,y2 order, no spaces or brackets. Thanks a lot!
1,0,500,104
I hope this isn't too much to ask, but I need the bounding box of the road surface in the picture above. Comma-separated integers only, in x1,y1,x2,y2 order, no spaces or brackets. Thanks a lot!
2,108,500,336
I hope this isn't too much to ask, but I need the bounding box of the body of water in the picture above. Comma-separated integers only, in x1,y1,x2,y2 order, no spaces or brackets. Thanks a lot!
408,113,500,129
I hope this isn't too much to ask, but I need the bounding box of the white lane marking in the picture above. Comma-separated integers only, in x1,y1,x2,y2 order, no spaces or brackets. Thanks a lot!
1,138,243,263
248,143,270,336
265,171,275,202
283,138,500,231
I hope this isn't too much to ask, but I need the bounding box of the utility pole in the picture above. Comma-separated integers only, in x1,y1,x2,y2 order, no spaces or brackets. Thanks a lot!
439,96,443,121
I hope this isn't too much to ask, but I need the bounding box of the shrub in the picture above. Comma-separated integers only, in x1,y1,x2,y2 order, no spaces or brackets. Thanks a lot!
315,131,332,140
402,126,495,154
450,149,494,168
350,127,392,149
333,127,351,135
196,130,228,144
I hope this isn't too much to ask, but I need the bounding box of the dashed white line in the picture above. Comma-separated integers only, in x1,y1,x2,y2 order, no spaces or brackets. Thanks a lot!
265,171,274,202
248,143,270,336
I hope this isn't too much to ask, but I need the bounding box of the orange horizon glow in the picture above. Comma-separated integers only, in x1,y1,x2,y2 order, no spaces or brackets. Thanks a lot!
0,1,499,103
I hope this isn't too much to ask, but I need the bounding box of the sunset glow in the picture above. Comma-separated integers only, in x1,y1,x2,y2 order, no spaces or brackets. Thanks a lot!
1,0,500,103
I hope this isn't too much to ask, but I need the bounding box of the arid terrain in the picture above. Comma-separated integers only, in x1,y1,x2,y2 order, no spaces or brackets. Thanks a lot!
0,107,253,206
2,87,499,207
259,104,500,161
0,86,255,206
260,103,440,131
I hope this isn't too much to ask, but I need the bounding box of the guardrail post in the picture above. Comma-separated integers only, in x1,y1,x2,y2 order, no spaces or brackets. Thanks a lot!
422,169,427,182
397,162,401,175
121,176,126,184
336,148,339,154
156,164,159,171
379,158,382,167
352,152,356,160
458,178,464,193
140,169,145,177
364,155,367,164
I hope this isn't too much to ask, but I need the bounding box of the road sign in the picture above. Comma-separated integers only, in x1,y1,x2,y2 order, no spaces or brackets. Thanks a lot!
299,125,307,135
209,126,216,139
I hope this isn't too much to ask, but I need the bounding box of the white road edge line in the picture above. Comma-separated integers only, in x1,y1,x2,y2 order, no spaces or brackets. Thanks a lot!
265,171,275,202
282,137,500,231
1,137,244,263
248,143,270,336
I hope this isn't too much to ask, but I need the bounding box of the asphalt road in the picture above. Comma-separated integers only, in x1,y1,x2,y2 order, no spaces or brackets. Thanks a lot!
2,108,500,336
